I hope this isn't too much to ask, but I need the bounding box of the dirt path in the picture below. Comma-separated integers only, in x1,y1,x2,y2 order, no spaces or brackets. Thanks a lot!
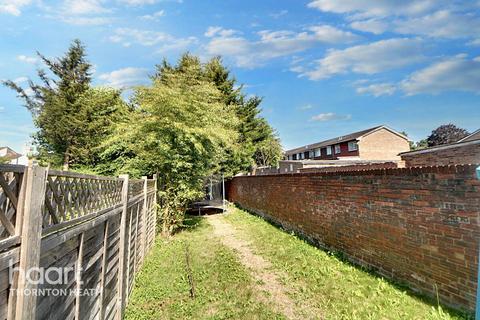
207,214,319,320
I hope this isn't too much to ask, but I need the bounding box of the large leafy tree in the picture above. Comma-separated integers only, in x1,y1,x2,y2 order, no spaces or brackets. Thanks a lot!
106,56,239,234
203,56,283,170
427,124,469,147
3,40,127,170
152,54,282,174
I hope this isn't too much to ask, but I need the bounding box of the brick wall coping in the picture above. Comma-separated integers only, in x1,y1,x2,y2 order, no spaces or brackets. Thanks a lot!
399,139,480,157
234,163,480,178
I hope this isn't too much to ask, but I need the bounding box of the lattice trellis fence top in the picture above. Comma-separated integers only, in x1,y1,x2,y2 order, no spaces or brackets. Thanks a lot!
128,179,145,198
43,171,124,228
0,168,24,240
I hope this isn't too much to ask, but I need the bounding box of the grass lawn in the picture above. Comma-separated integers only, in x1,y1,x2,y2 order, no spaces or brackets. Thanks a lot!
126,207,470,319
124,215,284,319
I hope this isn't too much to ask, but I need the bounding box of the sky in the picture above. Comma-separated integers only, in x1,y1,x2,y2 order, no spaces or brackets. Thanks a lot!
1,0,480,152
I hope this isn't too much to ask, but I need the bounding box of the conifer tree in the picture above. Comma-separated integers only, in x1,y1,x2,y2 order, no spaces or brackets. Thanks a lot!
4,40,126,170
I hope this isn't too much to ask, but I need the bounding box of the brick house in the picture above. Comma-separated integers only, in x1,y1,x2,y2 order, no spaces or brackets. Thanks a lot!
284,125,410,161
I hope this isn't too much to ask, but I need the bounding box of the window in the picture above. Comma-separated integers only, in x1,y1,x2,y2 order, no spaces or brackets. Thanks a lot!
300,153,304,160
348,141,358,152
309,150,314,158
289,164,293,172
292,154,296,160
314,148,321,157
334,144,341,154
326,146,332,155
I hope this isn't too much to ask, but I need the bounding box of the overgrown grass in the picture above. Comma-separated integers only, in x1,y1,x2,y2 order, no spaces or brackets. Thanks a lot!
125,215,284,319
223,207,470,320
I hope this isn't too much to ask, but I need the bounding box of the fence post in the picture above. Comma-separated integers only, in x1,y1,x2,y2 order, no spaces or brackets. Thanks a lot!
15,164,47,320
476,166,480,320
141,176,148,262
117,174,129,320
153,174,158,235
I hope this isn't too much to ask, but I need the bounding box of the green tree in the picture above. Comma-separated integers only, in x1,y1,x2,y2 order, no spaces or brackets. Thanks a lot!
107,57,239,234
3,39,94,170
412,139,428,150
427,124,469,147
203,57,283,170
153,54,283,174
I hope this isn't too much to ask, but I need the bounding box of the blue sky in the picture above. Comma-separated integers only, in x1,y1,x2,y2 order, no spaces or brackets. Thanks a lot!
1,0,480,152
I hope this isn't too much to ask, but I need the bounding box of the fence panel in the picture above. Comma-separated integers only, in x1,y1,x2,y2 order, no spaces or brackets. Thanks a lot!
0,164,157,320
0,165,26,319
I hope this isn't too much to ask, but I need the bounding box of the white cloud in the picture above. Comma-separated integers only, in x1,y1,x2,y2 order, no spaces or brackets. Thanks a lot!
356,83,396,97
468,38,480,46
61,16,112,25
118,0,157,5
394,10,480,39
118,0,182,4
270,10,288,19
141,10,164,20
157,36,197,53
109,27,196,52
0,106,4,113
311,112,351,121
308,25,360,43
401,55,480,95
298,104,313,110
0,0,31,16
205,26,238,38
350,19,389,34
62,0,108,14
43,0,113,25
300,38,425,80
110,28,172,46
13,76,28,84
98,67,148,89
205,25,359,68
307,0,440,18
24,87,35,97
17,55,37,64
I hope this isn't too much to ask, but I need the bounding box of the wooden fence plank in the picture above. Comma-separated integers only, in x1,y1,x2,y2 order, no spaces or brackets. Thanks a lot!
15,164,47,320
99,221,109,319
116,174,129,320
141,177,148,264
74,232,85,319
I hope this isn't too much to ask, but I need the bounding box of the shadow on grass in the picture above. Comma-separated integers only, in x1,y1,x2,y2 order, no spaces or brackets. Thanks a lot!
233,204,473,320
173,213,221,235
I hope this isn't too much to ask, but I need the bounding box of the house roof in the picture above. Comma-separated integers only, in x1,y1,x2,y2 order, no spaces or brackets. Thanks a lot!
284,125,408,155
399,138,480,156
0,146,22,160
457,128,480,143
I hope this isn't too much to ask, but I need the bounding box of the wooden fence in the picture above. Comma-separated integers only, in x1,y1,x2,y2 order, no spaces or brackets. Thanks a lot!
0,164,157,319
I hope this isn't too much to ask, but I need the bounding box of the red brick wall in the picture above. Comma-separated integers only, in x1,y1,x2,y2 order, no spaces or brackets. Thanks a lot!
401,142,480,167
227,165,480,312
299,162,399,173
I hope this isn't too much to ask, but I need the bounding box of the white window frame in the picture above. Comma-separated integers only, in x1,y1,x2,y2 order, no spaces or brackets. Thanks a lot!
309,150,314,158
326,146,332,155
314,148,321,157
334,144,341,154
348,141,358,152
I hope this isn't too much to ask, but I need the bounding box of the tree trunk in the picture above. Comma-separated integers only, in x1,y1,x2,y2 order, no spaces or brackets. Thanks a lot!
63,152,69,171
162,206,170,237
